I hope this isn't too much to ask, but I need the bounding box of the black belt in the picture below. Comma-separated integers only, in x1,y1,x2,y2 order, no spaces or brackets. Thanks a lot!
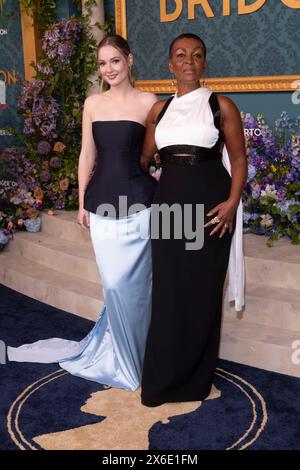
158,144,222,166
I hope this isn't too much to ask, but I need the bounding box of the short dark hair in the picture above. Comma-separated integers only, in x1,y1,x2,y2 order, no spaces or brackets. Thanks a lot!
169,33,207,59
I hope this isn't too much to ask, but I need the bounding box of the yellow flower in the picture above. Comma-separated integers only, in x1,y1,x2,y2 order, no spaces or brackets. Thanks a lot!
270,164,277,173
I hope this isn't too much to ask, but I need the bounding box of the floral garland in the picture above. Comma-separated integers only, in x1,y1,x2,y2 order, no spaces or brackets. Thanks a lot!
0,1,114,249
242,111,300,246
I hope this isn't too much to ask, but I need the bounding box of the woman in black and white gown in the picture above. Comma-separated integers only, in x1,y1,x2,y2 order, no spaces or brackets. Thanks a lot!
140,33,247,406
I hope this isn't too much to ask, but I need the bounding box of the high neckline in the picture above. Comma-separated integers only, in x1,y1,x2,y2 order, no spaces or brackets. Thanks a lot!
174,86,210,100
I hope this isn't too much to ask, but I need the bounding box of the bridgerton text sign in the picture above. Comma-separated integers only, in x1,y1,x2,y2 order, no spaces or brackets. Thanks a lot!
115,0,300,93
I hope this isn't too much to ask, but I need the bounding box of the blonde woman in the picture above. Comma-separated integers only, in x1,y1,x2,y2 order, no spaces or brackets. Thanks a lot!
8,35,157,392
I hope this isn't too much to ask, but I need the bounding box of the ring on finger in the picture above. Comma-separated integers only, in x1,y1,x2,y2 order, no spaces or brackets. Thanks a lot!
211,216,221,225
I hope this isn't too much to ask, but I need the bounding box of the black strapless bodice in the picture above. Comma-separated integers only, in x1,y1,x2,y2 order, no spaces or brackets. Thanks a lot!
84,121,157,217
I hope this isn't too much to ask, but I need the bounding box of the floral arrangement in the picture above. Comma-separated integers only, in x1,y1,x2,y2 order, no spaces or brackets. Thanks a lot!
0,4,103,248
0,0,116,250
12,15,98,212
242,111,300,246
0,147,42,249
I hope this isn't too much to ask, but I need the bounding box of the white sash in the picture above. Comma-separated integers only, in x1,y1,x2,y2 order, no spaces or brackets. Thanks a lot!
222,145,245,312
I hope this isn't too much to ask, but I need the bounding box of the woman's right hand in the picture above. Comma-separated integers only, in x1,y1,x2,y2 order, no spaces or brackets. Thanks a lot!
78,207,90,230
140,153,151,172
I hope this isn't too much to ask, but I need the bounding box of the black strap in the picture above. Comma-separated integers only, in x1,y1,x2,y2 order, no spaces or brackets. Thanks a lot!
208,92,221,130
156,96,174,126
209,92,224,143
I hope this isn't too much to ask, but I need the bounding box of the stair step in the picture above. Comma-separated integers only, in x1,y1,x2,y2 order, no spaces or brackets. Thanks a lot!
41,211,91,247
41,212,300,290
0,252,103,321
8,231,101,284
224,284,300,331
244,256,300,291
244,233,300,263
220,319,300,378
243,234,300,291
2,211,300,379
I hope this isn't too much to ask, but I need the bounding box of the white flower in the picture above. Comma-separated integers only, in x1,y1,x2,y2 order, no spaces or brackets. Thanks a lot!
10,196,22,205
260,214,274,228
260,184,277,199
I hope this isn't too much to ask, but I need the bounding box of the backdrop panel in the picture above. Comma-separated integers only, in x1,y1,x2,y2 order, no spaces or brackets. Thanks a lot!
0,0,25,151
115,0,300,92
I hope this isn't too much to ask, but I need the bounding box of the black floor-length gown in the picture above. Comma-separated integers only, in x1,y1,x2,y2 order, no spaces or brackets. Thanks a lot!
141,87,236,406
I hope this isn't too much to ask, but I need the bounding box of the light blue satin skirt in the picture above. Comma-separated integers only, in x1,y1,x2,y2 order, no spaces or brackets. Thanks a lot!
7,208,152,391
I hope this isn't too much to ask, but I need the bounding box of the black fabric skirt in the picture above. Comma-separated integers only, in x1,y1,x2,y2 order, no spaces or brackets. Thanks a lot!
141,158,235,406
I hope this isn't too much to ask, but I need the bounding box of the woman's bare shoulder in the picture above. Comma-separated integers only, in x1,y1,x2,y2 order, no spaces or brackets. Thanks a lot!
136,90,158,105
149,99,169,118
141,99,169,125
216,95,240,116
83,93,104,113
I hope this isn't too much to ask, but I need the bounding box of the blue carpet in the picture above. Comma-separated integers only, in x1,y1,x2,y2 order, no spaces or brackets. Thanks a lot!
0,283,300,450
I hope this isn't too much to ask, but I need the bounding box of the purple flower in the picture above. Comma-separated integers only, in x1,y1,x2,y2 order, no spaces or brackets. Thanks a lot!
250,182,261,199
49,156,61,169
18,80,58,139
36,63,54,75
53,198,65,209
41,19,83,66
40,170,51,183
247,164,256,182
0,230,9,245
37,140,51,155
276,187,287,201
275,199,299,216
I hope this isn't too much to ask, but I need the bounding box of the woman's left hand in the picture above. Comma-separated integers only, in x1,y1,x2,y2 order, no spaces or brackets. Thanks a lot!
204,199,238,238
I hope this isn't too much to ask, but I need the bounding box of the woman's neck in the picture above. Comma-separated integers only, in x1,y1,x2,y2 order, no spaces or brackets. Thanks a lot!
106,80,134,99
176,82,201,98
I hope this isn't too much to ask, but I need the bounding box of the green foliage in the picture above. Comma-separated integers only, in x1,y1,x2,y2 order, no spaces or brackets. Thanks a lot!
20,0,57,31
